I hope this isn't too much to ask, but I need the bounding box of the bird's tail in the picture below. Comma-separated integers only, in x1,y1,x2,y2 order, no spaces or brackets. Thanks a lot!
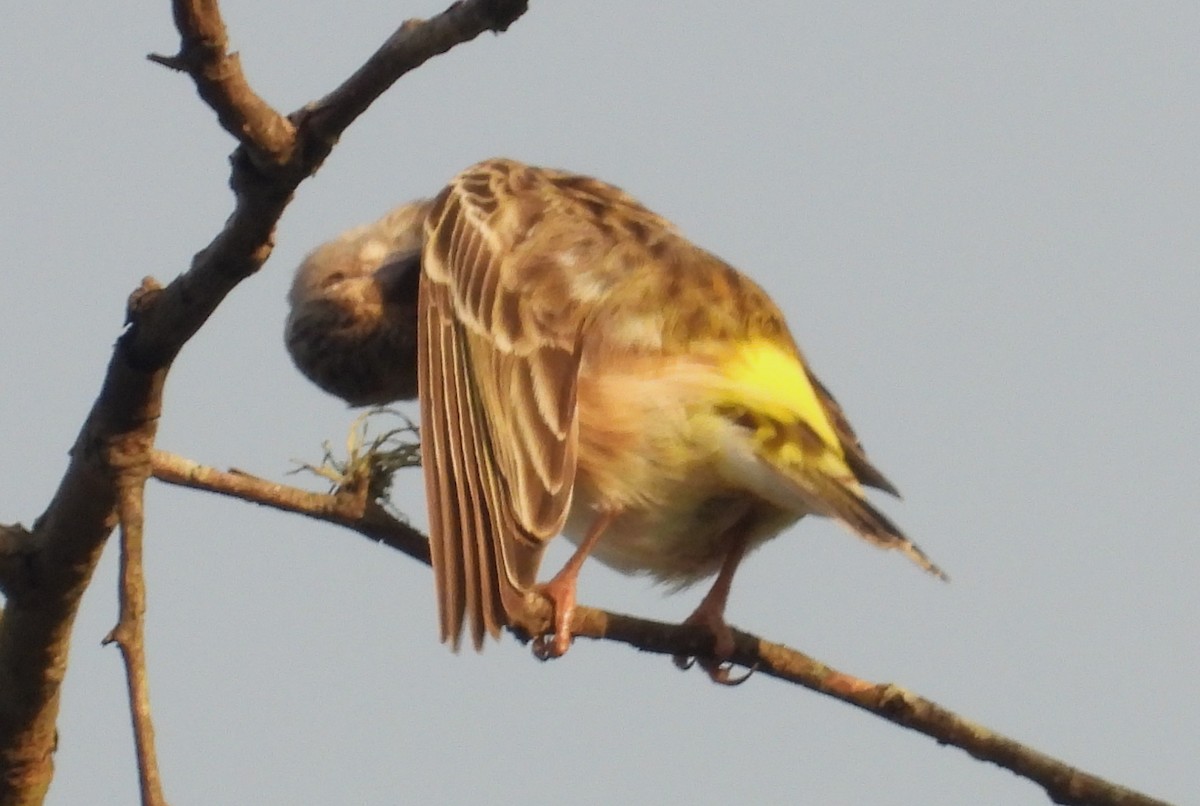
719,406,948,580
799,466,947,580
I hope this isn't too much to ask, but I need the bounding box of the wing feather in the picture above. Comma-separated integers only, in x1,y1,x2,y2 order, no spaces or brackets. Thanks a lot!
418,279,464,645
419,160,592,649
805,367,901,497
449,322,505,647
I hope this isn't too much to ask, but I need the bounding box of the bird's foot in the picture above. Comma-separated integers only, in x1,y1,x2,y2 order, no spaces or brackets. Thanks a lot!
530,576,577,660
672,607,754,686
528,511,616,660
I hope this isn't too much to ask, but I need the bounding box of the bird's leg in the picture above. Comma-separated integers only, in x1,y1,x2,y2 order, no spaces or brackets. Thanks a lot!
674,533,753,685
532,510,616,659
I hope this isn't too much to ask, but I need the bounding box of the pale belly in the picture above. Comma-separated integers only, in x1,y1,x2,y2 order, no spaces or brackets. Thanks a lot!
561,479,800,588
564,355,805,587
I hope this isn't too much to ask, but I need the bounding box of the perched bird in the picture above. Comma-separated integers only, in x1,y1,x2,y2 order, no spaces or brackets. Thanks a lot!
289,158,945,674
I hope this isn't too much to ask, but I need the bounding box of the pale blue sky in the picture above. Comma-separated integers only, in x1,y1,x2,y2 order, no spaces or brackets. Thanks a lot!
2,3,1196,804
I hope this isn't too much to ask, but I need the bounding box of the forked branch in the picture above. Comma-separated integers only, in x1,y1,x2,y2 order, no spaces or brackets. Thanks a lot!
0,2,530,803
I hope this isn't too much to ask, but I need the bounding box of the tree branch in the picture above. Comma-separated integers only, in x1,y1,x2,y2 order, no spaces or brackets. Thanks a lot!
101,474,168,806
149,450,429,564
0,1,530,803
0,288,167,806
300,0,528,148
148,452,1173,806
148,0,296,167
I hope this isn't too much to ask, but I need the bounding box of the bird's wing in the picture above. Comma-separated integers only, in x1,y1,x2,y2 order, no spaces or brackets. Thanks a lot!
805,367,902,497
420,159,630,649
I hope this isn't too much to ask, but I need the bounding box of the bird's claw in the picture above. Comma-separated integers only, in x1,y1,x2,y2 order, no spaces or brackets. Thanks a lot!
703,659,755,686
672,610,756,684
530,632,571,661
673,652,755,685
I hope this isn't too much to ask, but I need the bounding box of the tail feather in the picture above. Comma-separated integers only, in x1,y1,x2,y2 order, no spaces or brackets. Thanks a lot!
728,416,948,580
808,470,947,580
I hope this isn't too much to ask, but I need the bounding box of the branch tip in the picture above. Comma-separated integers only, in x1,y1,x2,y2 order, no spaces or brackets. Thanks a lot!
147,52,187,71
482,0,528,31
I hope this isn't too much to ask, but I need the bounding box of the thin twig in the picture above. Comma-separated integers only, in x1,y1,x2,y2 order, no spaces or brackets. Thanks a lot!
150,450,429,563
102,477,168,806
301,0,529,145
148,450,1173,806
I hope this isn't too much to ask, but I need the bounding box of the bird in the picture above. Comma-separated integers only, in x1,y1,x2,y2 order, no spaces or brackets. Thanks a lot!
288,158,945,675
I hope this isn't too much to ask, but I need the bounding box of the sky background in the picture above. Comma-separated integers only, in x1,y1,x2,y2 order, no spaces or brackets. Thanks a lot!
2,2,1197,804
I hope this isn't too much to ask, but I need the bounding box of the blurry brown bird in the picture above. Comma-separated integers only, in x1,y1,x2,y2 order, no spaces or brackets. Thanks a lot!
288,158,944,675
